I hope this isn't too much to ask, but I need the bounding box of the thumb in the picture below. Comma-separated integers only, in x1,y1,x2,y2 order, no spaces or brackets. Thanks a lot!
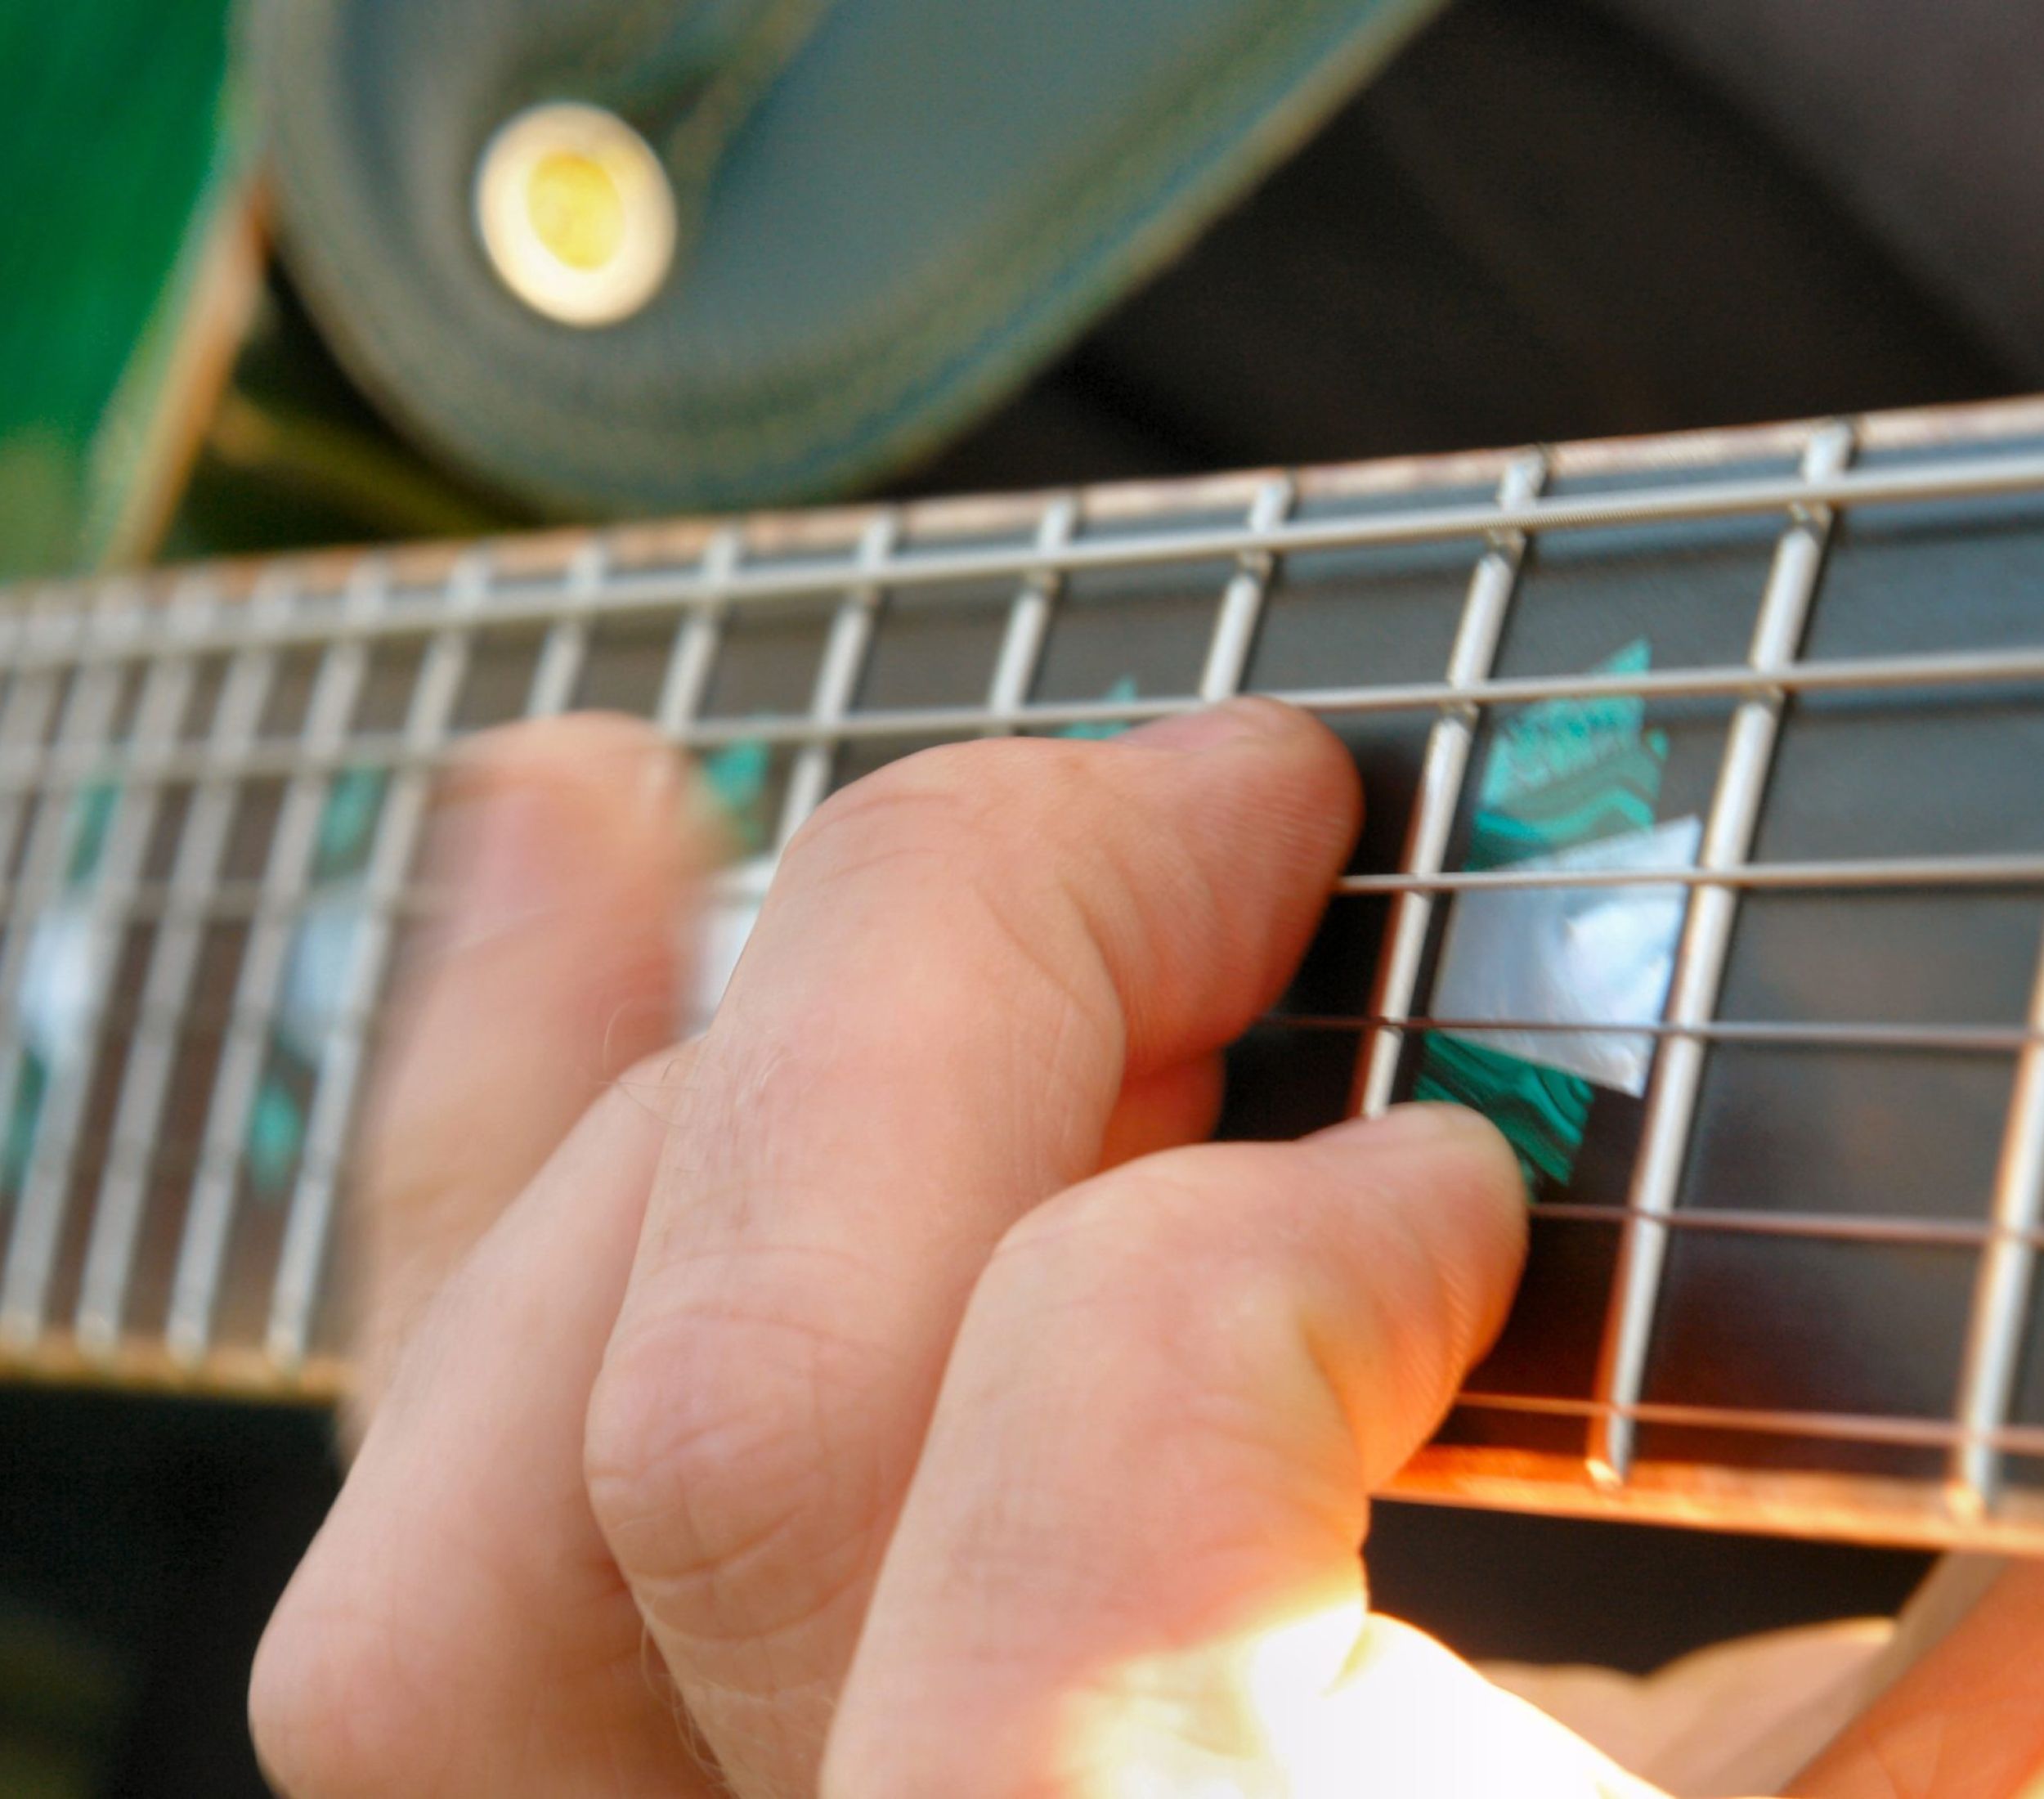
1072,1604,1674,1799
348,713,706,1415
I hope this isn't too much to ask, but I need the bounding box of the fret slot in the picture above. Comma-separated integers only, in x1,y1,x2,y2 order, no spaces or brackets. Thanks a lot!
701,594,838,720
254,644,336,742
854,581,1016,714
1029,529,1233,710
219,779,289,882
576,616,691,718
1245,498,1486,696
1638,1232,1977,1479
453,627,549,732
1682,1044,2015,1224
1719,890,2044,1027
352,639,430,737
1758,695,2044,864
1807,461,2044,662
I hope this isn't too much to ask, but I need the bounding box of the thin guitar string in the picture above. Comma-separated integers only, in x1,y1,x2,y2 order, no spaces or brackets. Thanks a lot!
2,424,2042,1512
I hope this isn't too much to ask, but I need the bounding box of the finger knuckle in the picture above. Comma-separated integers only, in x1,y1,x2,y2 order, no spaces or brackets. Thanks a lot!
585,1295,879,1649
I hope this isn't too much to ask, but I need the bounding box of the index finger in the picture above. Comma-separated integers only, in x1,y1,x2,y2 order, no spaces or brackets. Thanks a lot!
585,699,1360,1796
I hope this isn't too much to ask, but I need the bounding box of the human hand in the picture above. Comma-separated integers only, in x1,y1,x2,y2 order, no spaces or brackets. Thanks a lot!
246,703,2042,1797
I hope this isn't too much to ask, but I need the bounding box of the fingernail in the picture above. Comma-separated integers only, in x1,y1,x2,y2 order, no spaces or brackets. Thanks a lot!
1118,697,1294,753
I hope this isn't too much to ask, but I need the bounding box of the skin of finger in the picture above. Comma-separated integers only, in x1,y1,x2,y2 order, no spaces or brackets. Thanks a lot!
1489,1619,1894,1795
585,702,1361,1797
1791,1560,2044,1799
1096,1054,1226,1171
250,1055,716,1799
349,714,702,1417
821,1104,1526,1798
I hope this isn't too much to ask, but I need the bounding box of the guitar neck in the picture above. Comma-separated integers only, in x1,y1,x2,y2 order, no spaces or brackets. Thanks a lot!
2,393,2042,1556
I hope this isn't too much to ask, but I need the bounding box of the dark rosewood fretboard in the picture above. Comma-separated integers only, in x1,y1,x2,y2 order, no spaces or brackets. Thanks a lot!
0,395,2041,1556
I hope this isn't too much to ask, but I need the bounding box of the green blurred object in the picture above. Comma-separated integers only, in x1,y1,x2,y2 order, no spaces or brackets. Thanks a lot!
0,0,253,580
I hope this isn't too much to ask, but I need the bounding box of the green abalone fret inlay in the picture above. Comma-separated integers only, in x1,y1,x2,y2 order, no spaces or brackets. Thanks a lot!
1412,639,1670,1191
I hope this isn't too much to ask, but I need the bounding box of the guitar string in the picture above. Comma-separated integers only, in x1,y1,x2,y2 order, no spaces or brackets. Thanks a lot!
0,419,2038,1524
0,638,2033,804
6,445,2044,671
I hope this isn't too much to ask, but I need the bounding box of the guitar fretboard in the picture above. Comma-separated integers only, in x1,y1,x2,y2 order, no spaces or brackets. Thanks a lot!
2,396,2042,1555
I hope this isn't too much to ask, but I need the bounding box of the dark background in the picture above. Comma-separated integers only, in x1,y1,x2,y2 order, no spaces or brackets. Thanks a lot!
9,0,2031,1790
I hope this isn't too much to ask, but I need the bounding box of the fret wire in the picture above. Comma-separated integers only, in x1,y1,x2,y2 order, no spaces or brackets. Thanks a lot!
9,449,2044,673
267,556,489,1368
75,582,291,1354
1356,452,1546,1119
0,581,213,1343
1589,421,1856,1485
982,496,1078,734
522,538,606,718
772,512,897,853
1198,476,1293,701
0,634,2035,803
0,588,141,1345
653,526,738,736
1455,1389,2044,1460
1279,1014,2037,1052
1950,927,2044,1503
167,562,388,1364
